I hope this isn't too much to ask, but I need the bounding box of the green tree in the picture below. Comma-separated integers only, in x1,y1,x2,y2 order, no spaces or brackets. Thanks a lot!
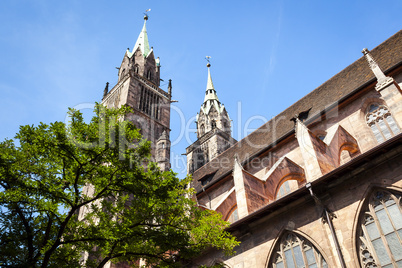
0,104,238,268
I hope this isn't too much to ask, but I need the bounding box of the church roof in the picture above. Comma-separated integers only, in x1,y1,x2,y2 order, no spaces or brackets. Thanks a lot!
128,16,151,58
191,29,402,194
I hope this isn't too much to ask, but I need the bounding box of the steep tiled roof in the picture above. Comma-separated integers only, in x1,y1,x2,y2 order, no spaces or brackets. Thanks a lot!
192,30,402,194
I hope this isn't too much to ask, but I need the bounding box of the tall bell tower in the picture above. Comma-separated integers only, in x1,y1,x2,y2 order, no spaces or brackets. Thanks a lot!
186,62,236,174
101,14,171,170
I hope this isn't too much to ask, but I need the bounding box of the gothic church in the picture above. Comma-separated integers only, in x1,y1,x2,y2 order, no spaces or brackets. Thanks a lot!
102,15,402,268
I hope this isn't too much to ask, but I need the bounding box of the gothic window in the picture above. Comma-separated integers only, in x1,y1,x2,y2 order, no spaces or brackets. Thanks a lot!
357,190,402,268
189,159,194,174
276,180,291,199
211,120,217,129
269,232,328,268
226,207,239,224
134,64,139,74
194,148,205,170
339,150,352,165
366,104,400,143
200,124,205,136
138,86,161,120
147,69,152,80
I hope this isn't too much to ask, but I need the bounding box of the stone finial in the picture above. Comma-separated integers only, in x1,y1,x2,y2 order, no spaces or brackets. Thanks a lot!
290,108,311,126
362,47,394,91
103,82,109,99
168,79,172,96
362,48,369,55
158,130,169,141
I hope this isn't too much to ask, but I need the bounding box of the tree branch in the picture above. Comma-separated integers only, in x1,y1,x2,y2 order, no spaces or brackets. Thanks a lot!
13,204,35,264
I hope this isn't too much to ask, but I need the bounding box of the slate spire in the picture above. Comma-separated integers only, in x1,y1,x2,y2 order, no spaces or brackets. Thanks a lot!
132,15,151,57
203,63,220,104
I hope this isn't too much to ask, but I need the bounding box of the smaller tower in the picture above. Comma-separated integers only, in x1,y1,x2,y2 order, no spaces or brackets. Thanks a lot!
156,130,171,171
186,62,236,174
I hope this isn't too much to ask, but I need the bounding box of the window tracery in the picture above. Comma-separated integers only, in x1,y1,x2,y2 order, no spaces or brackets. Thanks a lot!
366,104,400,143
269,232,328,268
357,190,402,268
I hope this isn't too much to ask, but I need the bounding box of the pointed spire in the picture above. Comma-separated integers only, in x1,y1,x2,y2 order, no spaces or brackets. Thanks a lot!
362,48,394,91
132,15,151,58
158,130,169,141
199,62,226,116
203,63,220,103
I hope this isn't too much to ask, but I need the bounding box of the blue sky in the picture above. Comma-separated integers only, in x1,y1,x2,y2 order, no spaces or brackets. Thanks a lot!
1,0,402,179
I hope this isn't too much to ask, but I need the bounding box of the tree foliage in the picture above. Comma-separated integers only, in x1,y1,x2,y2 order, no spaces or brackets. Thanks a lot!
0,104,238,267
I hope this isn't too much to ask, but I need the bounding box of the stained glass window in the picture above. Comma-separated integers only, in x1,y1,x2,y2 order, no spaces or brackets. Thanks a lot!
270,233,328,268
358,190,402,267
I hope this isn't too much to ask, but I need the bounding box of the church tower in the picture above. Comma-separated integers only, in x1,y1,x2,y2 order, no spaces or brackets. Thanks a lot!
101,14,171,170
186,63,236,174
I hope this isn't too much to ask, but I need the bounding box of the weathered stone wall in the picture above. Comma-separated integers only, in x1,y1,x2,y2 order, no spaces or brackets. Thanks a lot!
190,46,402,267
190,148,402,267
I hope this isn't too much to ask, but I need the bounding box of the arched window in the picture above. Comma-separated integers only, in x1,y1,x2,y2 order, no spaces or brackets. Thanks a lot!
276,180,300,200
276,180,291,199
366,104,400,143
200,124,205,136
134,64,139,74
147,69,152,80
269,232,328,268
211,120,216,129
357,190,402,268
226,206,239,224
339,149,351,165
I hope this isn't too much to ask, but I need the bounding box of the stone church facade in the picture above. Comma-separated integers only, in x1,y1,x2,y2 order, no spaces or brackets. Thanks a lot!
96,15,402,267
187,31,402,267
